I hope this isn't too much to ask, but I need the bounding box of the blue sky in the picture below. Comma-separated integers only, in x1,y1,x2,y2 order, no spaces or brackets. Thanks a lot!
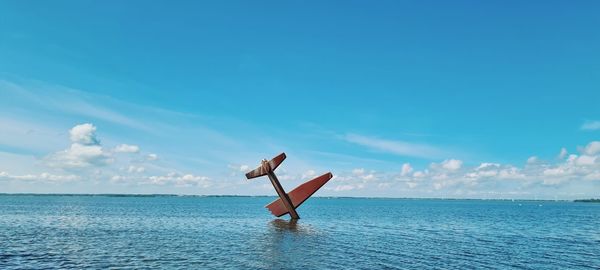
1,1,599,199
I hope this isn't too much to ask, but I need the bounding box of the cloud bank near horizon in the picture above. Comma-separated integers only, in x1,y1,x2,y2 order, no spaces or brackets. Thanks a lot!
1,121,598,199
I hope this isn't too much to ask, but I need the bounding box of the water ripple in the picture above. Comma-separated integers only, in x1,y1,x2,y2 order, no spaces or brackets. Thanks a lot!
0,196,599,269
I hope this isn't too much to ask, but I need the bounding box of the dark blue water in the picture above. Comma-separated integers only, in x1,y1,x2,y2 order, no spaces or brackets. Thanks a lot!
0,195,599,269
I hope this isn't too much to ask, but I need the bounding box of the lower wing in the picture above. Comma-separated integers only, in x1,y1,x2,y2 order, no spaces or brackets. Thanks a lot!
265,172,333,217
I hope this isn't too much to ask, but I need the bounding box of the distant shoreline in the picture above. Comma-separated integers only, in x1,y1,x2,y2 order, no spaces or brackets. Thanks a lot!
1,193,596,202
573,199,600,203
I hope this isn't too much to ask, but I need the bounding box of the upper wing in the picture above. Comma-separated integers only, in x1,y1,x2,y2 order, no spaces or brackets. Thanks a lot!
245,152,287,179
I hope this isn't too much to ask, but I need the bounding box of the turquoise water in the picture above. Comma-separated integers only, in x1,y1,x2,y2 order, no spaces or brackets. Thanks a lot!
0,195,599,269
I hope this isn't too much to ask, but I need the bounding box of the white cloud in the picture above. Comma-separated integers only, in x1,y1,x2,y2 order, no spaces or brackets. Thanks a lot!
332,184,364,192
228,164,249,172
352,168,365,175
406,182,418,189
583,141,600,156
428,159,463,172
301,169,316,179
345,133,445,158
400,163,413,176
69,123,100,145
109,172,211,188
477,163,500,170
326,169,379,193
543,167,566,177
114,144,140,153
46,124,113,168
527,156,539,164
44,123,146,173
441,159,463,171
47,143,113,168
0,171,79,183
413,171,427,178
350,168,376,181
333,185,356,191
227,164,251,177
147,153,158,161
584,172,600,181
497,167,525,180
127,165,145,173
147,173,211,187
581,120,600,131
576,155,596,166
362,173,376,181
466,163,524,181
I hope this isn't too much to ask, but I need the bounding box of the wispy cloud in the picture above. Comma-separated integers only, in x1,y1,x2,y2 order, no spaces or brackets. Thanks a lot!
345,133,446,159
581,120,600,131
0,79,149,130
0,116,65,154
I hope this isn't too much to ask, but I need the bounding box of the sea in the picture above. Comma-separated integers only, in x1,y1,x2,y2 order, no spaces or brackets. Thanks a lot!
0,195,598,269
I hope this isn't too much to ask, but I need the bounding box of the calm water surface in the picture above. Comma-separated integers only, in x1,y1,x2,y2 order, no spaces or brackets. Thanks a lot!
0,195,599,269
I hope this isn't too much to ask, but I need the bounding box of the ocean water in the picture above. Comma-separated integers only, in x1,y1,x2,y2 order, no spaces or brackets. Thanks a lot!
0,195,599,269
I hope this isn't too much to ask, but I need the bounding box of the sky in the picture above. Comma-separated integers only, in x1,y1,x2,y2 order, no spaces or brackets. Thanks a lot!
0,1,599,199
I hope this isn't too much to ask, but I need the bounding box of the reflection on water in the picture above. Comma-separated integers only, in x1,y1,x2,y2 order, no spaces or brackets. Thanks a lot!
269,219,299,232
258,219,321,269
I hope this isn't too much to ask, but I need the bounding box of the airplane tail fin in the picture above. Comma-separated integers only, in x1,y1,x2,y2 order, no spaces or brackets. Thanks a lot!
265,172,333,217
245,153,286,179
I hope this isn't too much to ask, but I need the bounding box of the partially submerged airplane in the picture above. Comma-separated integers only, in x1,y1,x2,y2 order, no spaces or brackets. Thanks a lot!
245,153,332,219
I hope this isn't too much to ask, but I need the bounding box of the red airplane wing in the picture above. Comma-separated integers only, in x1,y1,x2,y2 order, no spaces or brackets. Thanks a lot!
265,172,333,217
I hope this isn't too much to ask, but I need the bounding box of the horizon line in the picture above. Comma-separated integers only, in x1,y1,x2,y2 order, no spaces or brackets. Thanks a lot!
1,192,596,202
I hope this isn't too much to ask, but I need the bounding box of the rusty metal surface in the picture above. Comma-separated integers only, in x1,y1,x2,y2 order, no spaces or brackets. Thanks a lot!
266,170,300,219
265,172,333,217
